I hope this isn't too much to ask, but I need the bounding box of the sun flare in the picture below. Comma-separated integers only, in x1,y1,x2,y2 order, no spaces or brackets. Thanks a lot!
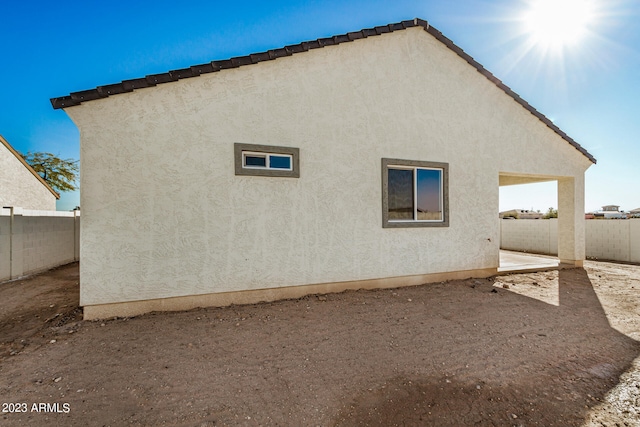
523,0,596,50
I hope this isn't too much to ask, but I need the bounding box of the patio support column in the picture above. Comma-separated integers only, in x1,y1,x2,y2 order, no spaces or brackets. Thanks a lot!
557,176,585,267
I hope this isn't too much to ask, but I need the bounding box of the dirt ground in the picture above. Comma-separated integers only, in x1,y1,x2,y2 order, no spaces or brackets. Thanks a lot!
1,260,639,427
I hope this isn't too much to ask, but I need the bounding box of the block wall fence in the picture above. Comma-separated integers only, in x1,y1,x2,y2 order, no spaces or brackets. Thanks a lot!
0,207,80,282
501,218,640,263
2,210,635,283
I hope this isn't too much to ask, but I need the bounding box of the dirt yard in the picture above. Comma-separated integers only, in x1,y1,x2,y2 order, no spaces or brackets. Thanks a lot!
1,260,639,426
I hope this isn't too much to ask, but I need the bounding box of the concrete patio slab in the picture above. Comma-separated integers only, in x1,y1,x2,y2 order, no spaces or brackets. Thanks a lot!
499,250,560,273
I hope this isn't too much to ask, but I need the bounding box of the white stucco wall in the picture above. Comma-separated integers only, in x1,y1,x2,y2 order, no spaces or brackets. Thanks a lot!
0,138,57,211
65,27,592,307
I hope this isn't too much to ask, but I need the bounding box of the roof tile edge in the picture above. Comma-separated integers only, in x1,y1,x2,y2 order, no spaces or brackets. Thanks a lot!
50,18,596,164
49,19,424,110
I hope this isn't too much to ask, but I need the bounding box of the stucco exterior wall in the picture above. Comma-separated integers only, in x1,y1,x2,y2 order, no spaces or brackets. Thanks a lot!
65,27,592,307
0,138,57,211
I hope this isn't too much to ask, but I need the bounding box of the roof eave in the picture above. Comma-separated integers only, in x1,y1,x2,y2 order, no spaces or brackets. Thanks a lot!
50,18,596,164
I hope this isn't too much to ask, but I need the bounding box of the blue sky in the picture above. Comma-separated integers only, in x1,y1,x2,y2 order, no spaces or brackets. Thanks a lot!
2,0,639,212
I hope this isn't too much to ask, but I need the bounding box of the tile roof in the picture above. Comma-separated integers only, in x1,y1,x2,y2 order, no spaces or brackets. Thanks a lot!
50,18,596,164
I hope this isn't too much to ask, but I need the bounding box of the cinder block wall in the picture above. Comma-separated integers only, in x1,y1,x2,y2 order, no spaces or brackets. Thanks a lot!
0,208,80,282
585,219,640,263
501,218,640,263
0,214,10,280
631,220,640,263
22,215,76,274
500,219,558,255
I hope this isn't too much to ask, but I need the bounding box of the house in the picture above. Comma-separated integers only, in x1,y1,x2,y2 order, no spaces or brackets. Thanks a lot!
630,208,640,218
0,135,58,210
499,209,544,219
51,19,596,319
591,205,626,219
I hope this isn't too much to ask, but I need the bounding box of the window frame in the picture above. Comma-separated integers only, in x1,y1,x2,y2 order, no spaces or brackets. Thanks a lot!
242,151,293,171
381,158,449,228
234,143,300,178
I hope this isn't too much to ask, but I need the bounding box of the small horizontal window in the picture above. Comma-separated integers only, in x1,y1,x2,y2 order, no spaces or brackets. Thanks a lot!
234,143,299,178
242,152,292,171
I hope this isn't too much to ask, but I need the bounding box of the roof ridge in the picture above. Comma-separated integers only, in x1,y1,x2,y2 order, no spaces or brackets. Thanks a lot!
50,18,596,164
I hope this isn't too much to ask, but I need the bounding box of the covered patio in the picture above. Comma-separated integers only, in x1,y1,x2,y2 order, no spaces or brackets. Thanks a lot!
499,172,586,269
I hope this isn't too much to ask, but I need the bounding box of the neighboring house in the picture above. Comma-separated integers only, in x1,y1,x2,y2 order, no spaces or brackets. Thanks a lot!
630,208,640,218
591,205,626,219
499,209,543,219
0,135,58,210
51,19,596,319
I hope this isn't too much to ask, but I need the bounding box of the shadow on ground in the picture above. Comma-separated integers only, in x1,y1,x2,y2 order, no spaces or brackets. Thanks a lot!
332,268,639,426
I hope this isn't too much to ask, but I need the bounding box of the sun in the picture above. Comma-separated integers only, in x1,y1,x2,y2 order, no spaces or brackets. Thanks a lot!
523,0,596,51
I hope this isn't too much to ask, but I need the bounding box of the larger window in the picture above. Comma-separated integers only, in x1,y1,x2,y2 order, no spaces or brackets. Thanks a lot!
382,158,449,228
